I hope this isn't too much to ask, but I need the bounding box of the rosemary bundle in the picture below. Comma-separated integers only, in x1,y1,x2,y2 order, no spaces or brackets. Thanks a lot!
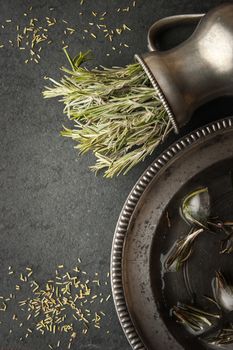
43,50,171,177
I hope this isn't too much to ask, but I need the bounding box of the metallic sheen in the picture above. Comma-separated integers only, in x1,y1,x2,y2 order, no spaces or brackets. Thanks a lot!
111,117,233,350
135,4,233,130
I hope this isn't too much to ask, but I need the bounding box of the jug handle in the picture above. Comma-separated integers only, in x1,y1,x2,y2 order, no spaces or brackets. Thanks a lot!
148,14,204,51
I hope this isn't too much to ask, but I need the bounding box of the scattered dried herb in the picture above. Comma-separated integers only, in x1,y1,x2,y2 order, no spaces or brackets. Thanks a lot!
0,262,111,349
0,1,138,60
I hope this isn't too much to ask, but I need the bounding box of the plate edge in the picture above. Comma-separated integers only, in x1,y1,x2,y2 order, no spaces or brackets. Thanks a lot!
110,117,233,350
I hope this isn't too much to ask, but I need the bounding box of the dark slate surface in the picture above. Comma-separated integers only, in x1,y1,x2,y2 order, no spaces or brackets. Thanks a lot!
0,1,232,350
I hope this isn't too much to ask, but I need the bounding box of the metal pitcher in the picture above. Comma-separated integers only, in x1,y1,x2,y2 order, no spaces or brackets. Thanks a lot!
135,3,233,133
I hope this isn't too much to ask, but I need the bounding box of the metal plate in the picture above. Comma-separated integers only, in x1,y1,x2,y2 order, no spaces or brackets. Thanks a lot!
111,117,233,350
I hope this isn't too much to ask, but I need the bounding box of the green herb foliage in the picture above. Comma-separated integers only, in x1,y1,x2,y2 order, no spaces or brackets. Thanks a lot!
43,50,171,177
173,303,220,333
207,325,233,345
165,228,203,271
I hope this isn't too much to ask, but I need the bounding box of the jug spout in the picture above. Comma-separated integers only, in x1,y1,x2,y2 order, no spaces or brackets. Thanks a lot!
136,3,233,132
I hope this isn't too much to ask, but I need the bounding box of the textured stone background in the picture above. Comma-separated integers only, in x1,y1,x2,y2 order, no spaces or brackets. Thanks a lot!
0,0,231,349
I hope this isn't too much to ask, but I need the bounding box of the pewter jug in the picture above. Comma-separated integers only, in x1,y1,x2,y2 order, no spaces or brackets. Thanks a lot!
135,3,233,133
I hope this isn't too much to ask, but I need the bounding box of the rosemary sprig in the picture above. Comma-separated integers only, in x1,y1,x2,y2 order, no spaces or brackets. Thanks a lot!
212,271,233,312
181,188,210,227
207,220,233,254
220,234,233,254
220,222,233,254
43,50,171,177
204,295,221,310
206,324,233,345
165,228,203,271
173,303,220,333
